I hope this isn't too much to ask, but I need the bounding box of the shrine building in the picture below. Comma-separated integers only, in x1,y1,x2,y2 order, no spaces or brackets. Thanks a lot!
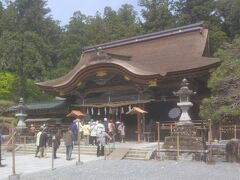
32,22,219,140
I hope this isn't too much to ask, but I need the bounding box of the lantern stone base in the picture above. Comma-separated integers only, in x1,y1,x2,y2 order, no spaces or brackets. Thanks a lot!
162,124,206,161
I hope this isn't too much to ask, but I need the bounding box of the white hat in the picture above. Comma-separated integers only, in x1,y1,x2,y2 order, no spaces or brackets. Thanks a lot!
104,118,107,121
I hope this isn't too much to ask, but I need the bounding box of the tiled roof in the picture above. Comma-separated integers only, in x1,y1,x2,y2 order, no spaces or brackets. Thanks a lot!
26,100,66,111
37,23,219,92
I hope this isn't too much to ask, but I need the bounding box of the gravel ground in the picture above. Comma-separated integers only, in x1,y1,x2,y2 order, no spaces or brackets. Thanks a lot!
6,160,240,180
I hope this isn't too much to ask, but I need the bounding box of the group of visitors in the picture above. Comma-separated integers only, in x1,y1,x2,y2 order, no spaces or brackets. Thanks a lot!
88,118,126,145
70,119,91,146
87,118,125,156
35,124,61,159
33,117,126,160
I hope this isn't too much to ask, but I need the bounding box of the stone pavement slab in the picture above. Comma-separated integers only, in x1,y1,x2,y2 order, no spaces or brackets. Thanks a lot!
0,153,102,180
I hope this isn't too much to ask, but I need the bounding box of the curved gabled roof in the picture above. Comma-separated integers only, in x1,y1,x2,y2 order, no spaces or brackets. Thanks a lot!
37,23,219,92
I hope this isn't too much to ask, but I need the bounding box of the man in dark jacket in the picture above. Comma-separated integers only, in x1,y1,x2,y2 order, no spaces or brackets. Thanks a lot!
52,130,61,159
64,128,74,160
39,128,48,158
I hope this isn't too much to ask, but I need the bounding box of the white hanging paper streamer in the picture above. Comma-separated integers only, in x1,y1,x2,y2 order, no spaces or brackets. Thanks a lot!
121,107,124,114
86,108,89,114
104,107,107,115
128,105,132,111
91,107,94,115
97,108,100,115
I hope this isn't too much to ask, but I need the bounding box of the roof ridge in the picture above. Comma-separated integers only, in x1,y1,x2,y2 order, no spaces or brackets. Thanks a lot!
84,22,204,52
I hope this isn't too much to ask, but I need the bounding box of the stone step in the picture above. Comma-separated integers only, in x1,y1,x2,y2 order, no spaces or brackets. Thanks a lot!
16,144,97,155
123,148,152,160
127,151,148,155
124,156,147,160
125,154,147,158
17,150,96,155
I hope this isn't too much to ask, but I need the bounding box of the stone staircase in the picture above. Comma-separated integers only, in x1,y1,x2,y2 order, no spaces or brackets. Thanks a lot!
16,143,97,156
12,143,155,160
123,148,154,160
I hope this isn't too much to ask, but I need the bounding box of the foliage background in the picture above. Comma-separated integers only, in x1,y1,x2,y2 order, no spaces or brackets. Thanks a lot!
0,0,239,122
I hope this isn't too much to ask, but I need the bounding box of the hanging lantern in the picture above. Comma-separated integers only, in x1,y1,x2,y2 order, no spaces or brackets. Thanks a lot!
128,105,132,111
104,107,107,115
109,107,112,114
86,107,89,114
121,107,124,114
97,108,100,115
91,107,94,115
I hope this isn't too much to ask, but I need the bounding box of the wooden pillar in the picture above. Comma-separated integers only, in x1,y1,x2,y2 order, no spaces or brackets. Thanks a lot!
157,122,160,158
137,113,141,143
77,120,81,163
142,104,146,134
176,133,180,161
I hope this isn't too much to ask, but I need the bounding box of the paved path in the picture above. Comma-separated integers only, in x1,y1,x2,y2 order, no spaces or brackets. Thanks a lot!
1,159,240,180
0,153,103,180
1,142,239,180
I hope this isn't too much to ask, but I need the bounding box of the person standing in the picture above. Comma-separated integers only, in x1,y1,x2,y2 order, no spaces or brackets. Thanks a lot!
82,123,90,146
96,128,111,157
90,121,97,145
35,129,42,157
39,128,48,158
118,122,126,143
70,121,78,145
96,120,105,134
103,118,109,133
115,119,121,142
64,128,74,160
108,120,116,143
52,130,61,159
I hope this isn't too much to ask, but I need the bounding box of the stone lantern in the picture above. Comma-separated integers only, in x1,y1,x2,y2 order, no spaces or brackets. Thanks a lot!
15,98,28,134
162,79,204,160
173,78,196,125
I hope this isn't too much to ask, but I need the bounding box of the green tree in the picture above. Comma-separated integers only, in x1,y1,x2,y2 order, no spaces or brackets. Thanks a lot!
0,72,18,100
52,11,89,77
25,79,53,102
117,4,141,37
0,0,62,99
199,36,240,122
139,0,175,32
0,31,50,98
216,0,240,39
173,0,216,25
172,0,228,54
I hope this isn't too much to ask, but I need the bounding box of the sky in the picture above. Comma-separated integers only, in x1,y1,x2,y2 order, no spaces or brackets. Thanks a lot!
47,0,141,26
